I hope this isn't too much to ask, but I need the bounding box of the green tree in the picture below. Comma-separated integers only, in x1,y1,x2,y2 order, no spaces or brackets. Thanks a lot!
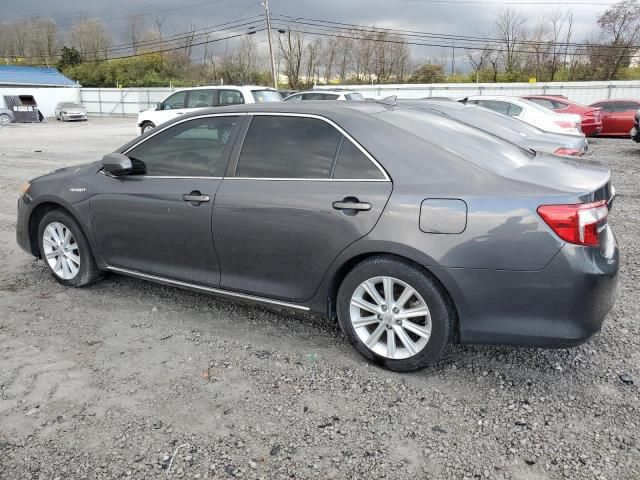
58,46,83,70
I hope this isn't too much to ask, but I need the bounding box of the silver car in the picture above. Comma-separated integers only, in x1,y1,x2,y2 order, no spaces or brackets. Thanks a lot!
55,102,87,122
0,108,15,126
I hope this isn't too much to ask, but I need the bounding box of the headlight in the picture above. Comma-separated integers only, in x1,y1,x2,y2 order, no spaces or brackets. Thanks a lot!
19,181,31,198
61,111,67,114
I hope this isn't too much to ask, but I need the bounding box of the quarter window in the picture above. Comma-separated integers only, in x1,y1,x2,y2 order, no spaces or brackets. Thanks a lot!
126,116,239,177
506,103,523,117
236,116,342,178
333,138,385,180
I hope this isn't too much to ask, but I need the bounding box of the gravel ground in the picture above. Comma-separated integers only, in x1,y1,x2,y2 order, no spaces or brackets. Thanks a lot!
0,119,638,480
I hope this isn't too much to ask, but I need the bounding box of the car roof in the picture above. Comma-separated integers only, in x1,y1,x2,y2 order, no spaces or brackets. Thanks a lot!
287,90,352,95
172,85,277,92
590,98,640,103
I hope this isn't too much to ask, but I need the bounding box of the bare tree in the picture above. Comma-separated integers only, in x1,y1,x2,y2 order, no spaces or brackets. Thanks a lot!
69,18,112,60
153,16,166,39
278,30,304,88
319,36,337,83
466,46,492,83
304,38,322,87
127,15,145,54
494,7,527,75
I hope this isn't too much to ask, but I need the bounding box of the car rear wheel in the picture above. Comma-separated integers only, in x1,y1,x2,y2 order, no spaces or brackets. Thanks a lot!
37,210,103,287
337,256,454,371
141,121,155,134
0,114,11,126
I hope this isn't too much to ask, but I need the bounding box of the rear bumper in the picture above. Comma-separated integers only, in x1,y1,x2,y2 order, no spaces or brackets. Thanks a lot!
434,229,619,347
582,122,602,137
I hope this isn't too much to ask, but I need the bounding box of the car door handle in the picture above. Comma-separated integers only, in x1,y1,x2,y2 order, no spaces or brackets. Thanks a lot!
332,200,371,211
182,193,210,203
176,112,184,115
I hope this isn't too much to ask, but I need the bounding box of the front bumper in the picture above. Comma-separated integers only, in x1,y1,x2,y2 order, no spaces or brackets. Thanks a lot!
16,196,33,255
62,113,87,121
434,228,619,347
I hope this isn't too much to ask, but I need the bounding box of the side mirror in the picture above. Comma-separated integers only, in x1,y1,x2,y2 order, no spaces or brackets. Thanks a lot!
156,102,163,110
102,153,132,176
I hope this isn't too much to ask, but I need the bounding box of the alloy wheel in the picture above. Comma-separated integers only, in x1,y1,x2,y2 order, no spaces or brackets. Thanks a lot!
350,276,432,360
0,115,10,126
42,222,80,280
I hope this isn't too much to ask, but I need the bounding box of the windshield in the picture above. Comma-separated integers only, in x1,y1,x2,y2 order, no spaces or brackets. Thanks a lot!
60,103,81,108
252,90,282,103
374,107,534,174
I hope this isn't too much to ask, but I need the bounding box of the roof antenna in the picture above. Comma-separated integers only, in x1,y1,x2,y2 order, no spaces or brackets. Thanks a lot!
376,95,397,106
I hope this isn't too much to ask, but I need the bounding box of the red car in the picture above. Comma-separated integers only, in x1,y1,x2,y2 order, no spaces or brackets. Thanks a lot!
522,95,602,137
588,99,640,137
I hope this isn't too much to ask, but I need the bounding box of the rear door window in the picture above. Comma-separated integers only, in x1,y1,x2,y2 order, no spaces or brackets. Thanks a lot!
186,90,216,108
126,116,240,177
476,100,510,115
614,102,640,112
236,116,341,178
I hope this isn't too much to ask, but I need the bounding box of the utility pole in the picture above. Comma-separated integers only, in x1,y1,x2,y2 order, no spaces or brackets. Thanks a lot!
262,0,278,90
451,44,455,76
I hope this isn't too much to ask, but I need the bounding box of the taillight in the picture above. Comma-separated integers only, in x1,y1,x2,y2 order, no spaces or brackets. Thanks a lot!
537,200,608,246
554,147,583,156
554,120,578,129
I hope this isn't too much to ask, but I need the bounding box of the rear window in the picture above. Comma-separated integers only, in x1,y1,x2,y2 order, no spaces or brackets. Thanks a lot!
374,108,534,174
251,90,282,103
345,93,364,100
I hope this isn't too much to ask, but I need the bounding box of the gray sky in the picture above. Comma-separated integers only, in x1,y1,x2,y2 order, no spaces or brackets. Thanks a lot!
0,0,619,69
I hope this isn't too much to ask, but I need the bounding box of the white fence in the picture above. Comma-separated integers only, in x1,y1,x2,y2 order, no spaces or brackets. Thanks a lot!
79,88,173,117
74,81,640,117
316,80,640,105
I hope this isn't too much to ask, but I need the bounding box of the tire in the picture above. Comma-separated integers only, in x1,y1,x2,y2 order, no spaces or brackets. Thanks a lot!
0,114,11,126
141,121,155,134
337,256,454,372
37,210,103,287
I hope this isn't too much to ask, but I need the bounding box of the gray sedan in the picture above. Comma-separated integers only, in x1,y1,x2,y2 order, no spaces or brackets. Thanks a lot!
54,102,87,122
402,99,588,156
15,102,619,371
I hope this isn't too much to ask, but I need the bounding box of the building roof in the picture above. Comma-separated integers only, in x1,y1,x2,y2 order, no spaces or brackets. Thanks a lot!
0,66,77,87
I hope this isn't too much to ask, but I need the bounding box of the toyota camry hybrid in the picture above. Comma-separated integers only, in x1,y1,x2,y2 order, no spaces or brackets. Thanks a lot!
16,101,619,371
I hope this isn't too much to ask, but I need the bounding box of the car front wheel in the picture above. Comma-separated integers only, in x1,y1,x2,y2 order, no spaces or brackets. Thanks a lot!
141,122,155,134
37,210,103,287
337,256,454,372
0,114,11,126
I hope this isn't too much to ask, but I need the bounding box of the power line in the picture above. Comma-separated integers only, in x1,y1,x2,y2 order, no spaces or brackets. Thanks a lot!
272,15,640,52
270,22,633,59
4,16,264,60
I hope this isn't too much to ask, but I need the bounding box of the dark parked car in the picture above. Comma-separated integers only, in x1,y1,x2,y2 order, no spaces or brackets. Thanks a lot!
631,109,640,143
400,99,588,156
16,102,619,371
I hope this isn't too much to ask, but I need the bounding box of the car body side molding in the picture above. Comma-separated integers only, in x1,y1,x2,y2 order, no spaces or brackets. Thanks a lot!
105,266,310,311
